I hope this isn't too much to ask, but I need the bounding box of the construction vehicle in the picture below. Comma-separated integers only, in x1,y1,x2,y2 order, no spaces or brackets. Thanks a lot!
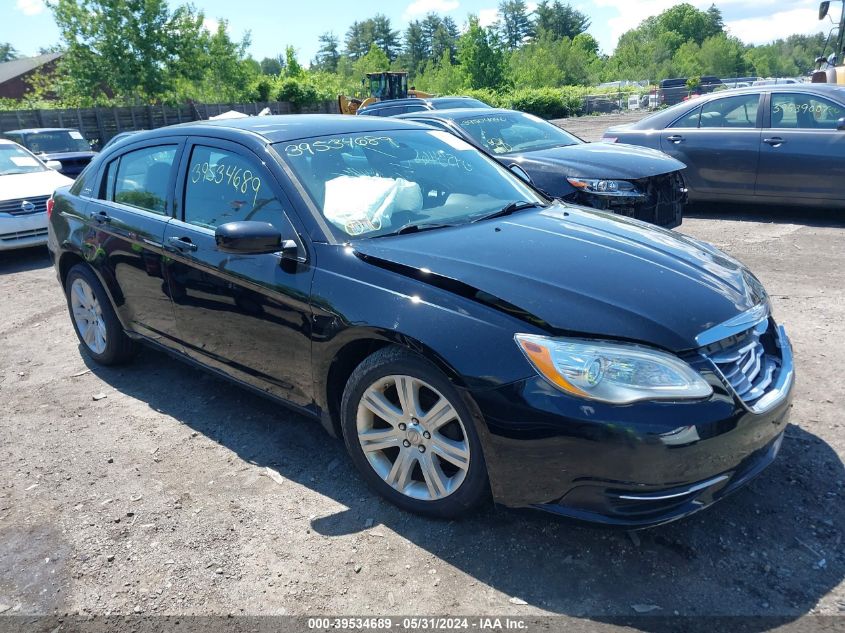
338,72,434,115
812,1,845,84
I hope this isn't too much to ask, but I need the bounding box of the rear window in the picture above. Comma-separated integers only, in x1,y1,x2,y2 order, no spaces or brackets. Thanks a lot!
21,130,90,154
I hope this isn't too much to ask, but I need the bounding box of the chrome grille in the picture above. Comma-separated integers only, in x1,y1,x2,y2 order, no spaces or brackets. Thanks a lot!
701,314,786,409
0,195,49,216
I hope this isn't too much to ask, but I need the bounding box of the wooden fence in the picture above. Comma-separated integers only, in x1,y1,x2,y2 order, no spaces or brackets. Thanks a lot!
0,100,339,147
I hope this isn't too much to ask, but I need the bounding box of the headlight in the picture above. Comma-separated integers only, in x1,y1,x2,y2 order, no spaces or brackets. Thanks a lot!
566,178,643,197
515,334,713,404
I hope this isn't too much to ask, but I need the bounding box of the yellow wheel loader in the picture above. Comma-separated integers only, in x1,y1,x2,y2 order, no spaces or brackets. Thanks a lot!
813,1,845,84
338,72,434,114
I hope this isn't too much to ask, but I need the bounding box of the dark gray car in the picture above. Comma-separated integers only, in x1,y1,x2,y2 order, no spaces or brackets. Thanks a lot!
604,84,845,208
399,108,687,228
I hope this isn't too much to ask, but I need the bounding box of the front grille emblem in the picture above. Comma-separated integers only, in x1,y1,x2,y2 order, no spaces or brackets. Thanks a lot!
21,200,35,213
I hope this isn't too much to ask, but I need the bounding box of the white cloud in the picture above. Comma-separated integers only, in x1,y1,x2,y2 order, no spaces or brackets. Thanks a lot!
725,8,827,44
404,0,460,19
478,8,499,27
16,0,45,16
477,2,537,27
202,17,220,33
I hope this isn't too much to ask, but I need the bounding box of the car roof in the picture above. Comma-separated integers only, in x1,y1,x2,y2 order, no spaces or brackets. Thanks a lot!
114,114,430,145
4,127,79,134
396,107,516,121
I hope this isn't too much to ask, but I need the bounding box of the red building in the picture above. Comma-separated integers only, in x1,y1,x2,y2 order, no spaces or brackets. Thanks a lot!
0,53,62,100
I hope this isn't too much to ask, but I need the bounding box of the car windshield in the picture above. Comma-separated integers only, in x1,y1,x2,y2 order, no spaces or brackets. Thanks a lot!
455,112,581,155
276,129,545,239
22,130,90,154
0,144,47,175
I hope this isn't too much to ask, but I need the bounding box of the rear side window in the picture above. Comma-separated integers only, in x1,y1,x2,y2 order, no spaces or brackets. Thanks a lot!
771,93,845,129
699,95,759,128
183,145,288,230
104,145,177,215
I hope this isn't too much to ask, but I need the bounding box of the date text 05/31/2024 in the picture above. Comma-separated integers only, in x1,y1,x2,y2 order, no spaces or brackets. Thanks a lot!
306,617,528,630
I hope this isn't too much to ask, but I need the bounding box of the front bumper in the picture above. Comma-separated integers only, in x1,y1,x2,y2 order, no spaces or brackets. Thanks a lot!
470,330,793,528
0,212,48,251
570,171,687,229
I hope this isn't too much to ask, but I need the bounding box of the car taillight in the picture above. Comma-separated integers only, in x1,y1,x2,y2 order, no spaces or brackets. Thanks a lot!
46,197,55,219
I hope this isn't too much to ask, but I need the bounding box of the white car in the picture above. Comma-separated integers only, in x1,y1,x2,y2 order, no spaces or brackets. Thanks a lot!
1,139,73,251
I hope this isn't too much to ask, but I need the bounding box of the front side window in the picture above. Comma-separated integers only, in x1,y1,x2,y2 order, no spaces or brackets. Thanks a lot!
670,105,702,128
110,145,177,214
184,145,287,230
699,95,759,128
0,143,47,175
277,129,545,239
456,112,581,154
771,93,845,129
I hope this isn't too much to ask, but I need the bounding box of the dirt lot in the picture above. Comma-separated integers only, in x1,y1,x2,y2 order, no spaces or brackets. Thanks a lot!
1,115,844,629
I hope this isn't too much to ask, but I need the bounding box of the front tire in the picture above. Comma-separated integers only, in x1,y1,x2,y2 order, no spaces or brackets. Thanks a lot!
64,264,137,366
340,346,489,518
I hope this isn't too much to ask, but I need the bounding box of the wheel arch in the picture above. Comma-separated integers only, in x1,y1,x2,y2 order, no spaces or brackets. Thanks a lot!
58,250,129,330
318,328,469,438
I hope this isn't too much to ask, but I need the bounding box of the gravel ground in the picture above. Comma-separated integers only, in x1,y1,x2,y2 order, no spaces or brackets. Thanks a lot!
1,113,844,629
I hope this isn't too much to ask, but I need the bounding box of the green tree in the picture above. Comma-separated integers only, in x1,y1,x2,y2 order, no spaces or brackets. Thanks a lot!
533,1,590,40
497,0,534,50
0,43,19,62
458,16,506,89
284,45,304,77
48,0,252,103
314,32,340,72
404,21,427,75
414,51,467,94
259,56,283,75
353,42,390,80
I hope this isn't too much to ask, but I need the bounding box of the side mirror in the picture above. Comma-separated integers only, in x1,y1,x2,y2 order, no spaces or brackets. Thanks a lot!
508,164,532,184
45,160,62,171
837,117,845,131
820,0,830,20
215,221,282,254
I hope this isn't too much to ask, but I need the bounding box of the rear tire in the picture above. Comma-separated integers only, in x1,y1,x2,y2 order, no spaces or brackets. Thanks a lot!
340,346,489,518
64,264,137,366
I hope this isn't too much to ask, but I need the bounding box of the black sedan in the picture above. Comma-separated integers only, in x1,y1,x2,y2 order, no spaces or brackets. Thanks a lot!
3,127,97,177
48,115,793,526
398,108,687,228
604,84,845,207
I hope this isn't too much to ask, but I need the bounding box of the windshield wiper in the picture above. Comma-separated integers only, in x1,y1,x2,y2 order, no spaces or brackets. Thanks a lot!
471,200,546,223
370,222,456,238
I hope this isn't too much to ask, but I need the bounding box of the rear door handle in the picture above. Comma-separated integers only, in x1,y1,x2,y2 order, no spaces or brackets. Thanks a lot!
90,210,111,224
167,236,198,252
763,137,785,147
666,135,684,143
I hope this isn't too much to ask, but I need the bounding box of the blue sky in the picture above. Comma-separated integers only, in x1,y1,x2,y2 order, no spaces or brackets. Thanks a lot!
5,0,830,63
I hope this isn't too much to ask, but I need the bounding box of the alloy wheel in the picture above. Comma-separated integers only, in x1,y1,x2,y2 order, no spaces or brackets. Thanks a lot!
356,375,471,501
70,277,108,355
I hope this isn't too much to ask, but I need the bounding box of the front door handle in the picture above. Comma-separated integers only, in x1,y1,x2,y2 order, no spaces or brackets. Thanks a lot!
90,210,111,224
666,134,684,143
763,137,785,147
167,236,198,252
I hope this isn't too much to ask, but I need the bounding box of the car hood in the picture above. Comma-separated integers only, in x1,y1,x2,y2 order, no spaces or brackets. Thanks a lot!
352,205,766,352
508,142,685,179
0,170,74,201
